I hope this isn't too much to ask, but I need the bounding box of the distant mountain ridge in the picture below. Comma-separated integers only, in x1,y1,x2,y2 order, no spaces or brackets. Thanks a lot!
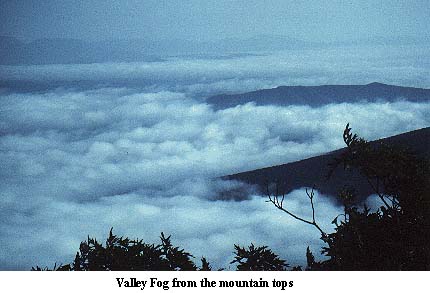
0,36,162,65
4,34,428,65
207,83,430,110
0,35,314,65
224,127,430,202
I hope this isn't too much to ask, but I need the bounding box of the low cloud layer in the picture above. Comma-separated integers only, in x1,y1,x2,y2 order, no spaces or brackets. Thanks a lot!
0,187,342,270
1,45,429,97
1,47,429,270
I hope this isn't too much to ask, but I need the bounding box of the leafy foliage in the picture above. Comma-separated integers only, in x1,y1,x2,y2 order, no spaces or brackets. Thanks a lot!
33,229,290,271
331,123,430,215
231,243,289,271
308,124,430,270
33,228,202,271
199,257,212,271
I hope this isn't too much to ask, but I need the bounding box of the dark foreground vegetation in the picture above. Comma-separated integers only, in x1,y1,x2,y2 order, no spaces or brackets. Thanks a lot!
33,125,430,271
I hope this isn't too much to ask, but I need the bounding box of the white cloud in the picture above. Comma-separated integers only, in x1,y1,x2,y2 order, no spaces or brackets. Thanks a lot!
0,47,429,270
1,45,429,96
0,188,342,270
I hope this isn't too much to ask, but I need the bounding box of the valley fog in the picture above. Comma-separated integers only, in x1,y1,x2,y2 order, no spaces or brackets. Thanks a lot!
1,46,430,269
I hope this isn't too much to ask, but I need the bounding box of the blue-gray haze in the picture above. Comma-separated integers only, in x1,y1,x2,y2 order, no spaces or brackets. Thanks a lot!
0,1,429,270
1,0,430,43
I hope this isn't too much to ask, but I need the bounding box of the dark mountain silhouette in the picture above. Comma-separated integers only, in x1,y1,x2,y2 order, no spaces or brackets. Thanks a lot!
224,127,430,202
207,83,430,110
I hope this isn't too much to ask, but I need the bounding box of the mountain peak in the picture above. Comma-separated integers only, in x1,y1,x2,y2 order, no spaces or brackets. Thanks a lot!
366,82,388,86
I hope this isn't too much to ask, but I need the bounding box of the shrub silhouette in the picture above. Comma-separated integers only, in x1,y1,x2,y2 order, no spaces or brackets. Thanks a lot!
33,229,200,271
266,124,429,270
231,244,289,271
33,230,289,271
309,124,430,270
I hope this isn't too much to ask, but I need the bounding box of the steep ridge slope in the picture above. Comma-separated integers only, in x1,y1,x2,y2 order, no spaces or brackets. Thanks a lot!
224,127,430,201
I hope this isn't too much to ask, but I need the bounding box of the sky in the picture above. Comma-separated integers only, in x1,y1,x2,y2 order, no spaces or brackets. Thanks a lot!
1,0,430,42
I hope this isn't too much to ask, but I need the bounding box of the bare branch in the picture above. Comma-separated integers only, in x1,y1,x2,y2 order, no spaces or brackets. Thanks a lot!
267,185,326,237
306,188,316,224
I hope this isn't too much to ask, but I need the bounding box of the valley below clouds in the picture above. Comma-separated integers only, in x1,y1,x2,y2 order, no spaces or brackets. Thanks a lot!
1,46,430,270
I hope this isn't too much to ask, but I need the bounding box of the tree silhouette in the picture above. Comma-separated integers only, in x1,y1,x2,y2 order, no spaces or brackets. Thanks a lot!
266,124,429,270
311,124,429,270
